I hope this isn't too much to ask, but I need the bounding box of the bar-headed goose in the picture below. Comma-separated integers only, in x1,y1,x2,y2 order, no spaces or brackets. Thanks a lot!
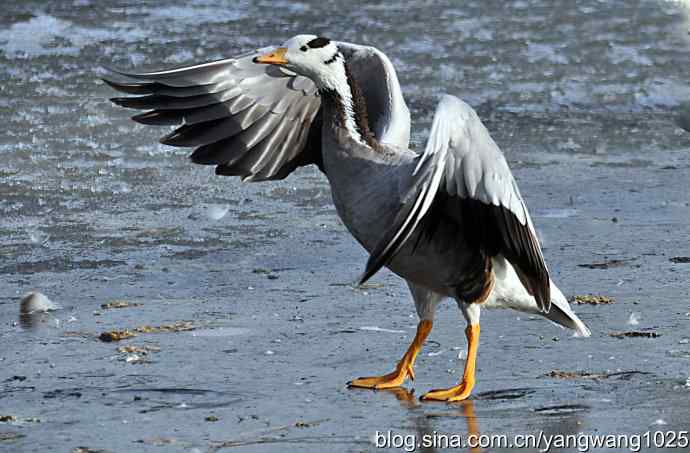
105,34,590,402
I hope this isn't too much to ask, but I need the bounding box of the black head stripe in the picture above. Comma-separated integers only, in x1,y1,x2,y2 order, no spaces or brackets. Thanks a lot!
324,52,339,65
307,37,330,49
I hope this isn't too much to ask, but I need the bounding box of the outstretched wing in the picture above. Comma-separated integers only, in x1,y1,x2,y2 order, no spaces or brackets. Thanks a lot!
360,94,551,312
104,49,322,182
104,42,410,181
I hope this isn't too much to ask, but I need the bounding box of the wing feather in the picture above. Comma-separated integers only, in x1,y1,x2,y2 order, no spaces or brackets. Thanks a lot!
104,52,322,181
361,94,551,312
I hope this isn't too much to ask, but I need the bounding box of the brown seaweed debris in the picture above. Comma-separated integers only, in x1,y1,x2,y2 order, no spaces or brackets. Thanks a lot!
117,345,161,364
116,344,160,364
572,295,615,305
99,330,137,342
294,419,327,428
99,322,195,342
135,437,178,446
72,448,112,453
117,345,160,354
100,300,142,310
610,331,661,339
134,321,195,334
544,370,652,380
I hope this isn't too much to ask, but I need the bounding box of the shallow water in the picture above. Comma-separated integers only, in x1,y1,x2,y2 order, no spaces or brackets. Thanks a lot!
1,1,690,452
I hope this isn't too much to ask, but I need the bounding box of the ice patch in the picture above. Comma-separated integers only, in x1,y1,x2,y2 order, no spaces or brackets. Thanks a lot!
0,15,76,58
144,5,247,24
267,0,310,13
557,138,582,151
627,312,640,326
0,14,142,59
359,326,405,334
165,49,196,64
191,327,251,337
189,204,230,221
27,228,51,246
635,78,690,108
526,42,569,64
537,208,578,219
608,44,653,66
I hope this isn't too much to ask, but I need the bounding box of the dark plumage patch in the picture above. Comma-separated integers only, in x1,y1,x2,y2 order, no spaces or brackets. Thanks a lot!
307,37,331,49
458,197,550,311
343,61,381,151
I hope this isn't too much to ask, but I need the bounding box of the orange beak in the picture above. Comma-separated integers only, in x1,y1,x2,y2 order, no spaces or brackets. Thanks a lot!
253,47,288,65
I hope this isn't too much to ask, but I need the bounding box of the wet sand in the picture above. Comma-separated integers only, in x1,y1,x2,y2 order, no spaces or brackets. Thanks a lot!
1,1,690,451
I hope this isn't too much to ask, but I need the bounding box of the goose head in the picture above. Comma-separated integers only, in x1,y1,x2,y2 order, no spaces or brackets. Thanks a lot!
253,34,344,91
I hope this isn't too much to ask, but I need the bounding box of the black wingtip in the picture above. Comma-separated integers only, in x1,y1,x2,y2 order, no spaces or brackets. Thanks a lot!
102,77,157,95
531,279,551,313
109,97,130,107
159,130,180,146
131,111,180,126
357,253,384,287
187,154,218,166
540,286,552,314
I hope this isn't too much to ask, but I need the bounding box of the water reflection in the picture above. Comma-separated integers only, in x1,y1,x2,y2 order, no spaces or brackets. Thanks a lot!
379,388,482,453
19,311,53,329
381,387,586,453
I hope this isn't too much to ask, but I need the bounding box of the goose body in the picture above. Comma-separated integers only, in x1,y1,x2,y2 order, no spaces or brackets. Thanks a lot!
105,34,590,401
320,128,490,301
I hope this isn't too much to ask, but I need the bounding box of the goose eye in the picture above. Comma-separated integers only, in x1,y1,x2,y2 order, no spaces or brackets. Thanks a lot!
300,46,308,52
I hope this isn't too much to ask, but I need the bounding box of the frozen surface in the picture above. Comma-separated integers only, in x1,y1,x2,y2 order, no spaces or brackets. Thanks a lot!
1,1,690,452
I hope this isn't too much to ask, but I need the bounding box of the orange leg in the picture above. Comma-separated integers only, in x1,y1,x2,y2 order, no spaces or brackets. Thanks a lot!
348,320,433,389
421,323,480,401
